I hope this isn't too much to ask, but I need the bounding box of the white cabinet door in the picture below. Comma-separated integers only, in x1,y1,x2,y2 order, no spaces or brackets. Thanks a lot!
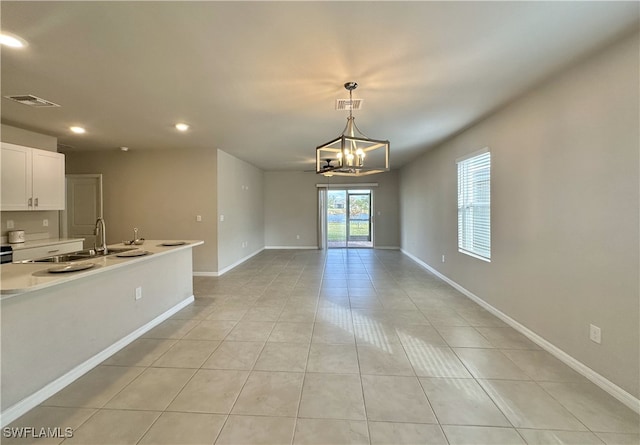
1,142,65,211
1,143,32,210
32,150,65,210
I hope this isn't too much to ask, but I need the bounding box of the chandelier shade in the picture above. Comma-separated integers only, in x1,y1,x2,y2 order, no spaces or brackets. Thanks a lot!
316,82,390,176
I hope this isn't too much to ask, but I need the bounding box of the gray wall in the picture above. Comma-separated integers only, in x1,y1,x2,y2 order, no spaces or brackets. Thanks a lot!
264,170,400,248
65,149,218,273
217,149,265,271
0,124,60,240
400,32,639,398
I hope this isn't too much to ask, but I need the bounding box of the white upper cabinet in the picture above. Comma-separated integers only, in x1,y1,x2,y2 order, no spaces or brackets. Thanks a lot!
1,142,65,211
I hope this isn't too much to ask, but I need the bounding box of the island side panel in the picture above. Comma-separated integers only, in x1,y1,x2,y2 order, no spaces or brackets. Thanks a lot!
1,247,193,411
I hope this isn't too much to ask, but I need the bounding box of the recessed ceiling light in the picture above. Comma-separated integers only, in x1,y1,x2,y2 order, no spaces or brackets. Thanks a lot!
0,33,27,48
70,126,86,134
120,146,129,152
175,123,189,132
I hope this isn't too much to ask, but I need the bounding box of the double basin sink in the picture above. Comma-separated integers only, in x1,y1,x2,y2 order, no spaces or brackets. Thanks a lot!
21,247,138,264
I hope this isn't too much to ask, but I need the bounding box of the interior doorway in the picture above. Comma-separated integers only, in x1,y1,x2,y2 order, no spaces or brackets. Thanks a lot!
60,174,103,249
326,189,373,248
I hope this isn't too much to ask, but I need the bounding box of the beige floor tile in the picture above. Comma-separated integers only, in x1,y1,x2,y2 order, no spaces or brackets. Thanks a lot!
232,371,304,417
294,418,369,445
104,367,195,410
435,327,495,348
141,319,199,339
517,428,606,444
419,377,510,426
454,348,531,380
242,306,284,321
3,406,96,445
254,342,310,372
170,304,216,320
202,341,264,370
539,381,640,433
395,325,448,347
215,415,295,445
404,345,473,378
43,365,144,408
298,373,366,420
279,307,317,323
501,349,586,382
357,344,415,376
455,308,508,327
442,425,526,445
353,322,402,347
368,422,448,445
361,375,437,423
384,309,429,324
205,307,248,321
226,321,275,341
307,343,359,374
422,308,470,327
139,412,226,444
478,379,587,430
101,338,176,366
168,369,249,413
151,340,220,368
312,322,355,344
269,322,314,343
183,320,237,341
596,432,640,445
63,409,161,445
475,327,541,349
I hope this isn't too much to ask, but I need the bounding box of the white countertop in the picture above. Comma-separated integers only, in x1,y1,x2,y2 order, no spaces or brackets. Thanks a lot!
3,237,84,250
1,240,203,297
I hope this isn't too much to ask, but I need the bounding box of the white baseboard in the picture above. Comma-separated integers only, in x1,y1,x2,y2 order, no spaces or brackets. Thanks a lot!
0,295,195,427
192,271,218,277
374,246,400,250
216,247,265,276
264,246,319,250
401,249,640,414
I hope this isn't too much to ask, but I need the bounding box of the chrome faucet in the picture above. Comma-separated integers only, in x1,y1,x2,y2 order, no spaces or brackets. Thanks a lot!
95,217,108,255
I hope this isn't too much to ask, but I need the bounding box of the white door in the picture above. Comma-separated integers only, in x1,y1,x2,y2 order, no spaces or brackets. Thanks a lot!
61,174,103,249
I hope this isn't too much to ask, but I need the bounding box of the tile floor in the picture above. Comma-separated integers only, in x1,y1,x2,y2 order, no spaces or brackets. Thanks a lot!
5,249,639,445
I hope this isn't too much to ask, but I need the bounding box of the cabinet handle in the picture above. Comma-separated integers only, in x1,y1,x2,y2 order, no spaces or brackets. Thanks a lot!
47,249,60,254
34,198,38,207
28,198,33,207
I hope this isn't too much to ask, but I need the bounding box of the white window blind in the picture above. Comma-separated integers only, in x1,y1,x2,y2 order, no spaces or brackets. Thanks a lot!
457,150,491,261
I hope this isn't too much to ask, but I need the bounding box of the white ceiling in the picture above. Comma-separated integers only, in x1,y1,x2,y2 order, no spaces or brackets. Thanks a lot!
1,1,638,171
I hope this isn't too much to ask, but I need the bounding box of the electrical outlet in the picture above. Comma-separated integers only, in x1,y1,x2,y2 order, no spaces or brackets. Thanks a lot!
135,287,142,300
296,235,300,240
441,255,445,263
6,220,14,229
219,215,225,222
42,219,49,227
196,215,202,222
589,324,601,344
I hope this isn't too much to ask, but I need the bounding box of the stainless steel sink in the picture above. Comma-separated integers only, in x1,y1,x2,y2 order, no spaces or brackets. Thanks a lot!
20,247,137,263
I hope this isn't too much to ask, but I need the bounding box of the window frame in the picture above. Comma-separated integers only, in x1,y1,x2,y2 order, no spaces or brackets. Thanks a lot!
456,148,491,262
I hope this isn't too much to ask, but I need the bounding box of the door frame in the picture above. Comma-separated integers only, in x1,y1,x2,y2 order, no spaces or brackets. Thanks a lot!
317,184,376,250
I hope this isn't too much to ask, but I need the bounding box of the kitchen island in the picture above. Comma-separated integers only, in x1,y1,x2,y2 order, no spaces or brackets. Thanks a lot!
0,240,203,426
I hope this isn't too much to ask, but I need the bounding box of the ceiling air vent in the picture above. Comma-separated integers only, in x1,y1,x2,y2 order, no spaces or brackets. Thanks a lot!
335,98,363,111
4,94,61,107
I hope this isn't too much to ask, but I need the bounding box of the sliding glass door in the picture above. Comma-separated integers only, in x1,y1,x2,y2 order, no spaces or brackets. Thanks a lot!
326,189,372,248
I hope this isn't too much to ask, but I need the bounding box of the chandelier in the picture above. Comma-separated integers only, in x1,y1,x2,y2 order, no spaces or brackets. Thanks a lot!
316,82,390,176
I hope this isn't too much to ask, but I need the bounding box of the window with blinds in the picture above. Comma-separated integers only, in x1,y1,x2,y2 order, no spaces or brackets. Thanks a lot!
457,149,491,261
